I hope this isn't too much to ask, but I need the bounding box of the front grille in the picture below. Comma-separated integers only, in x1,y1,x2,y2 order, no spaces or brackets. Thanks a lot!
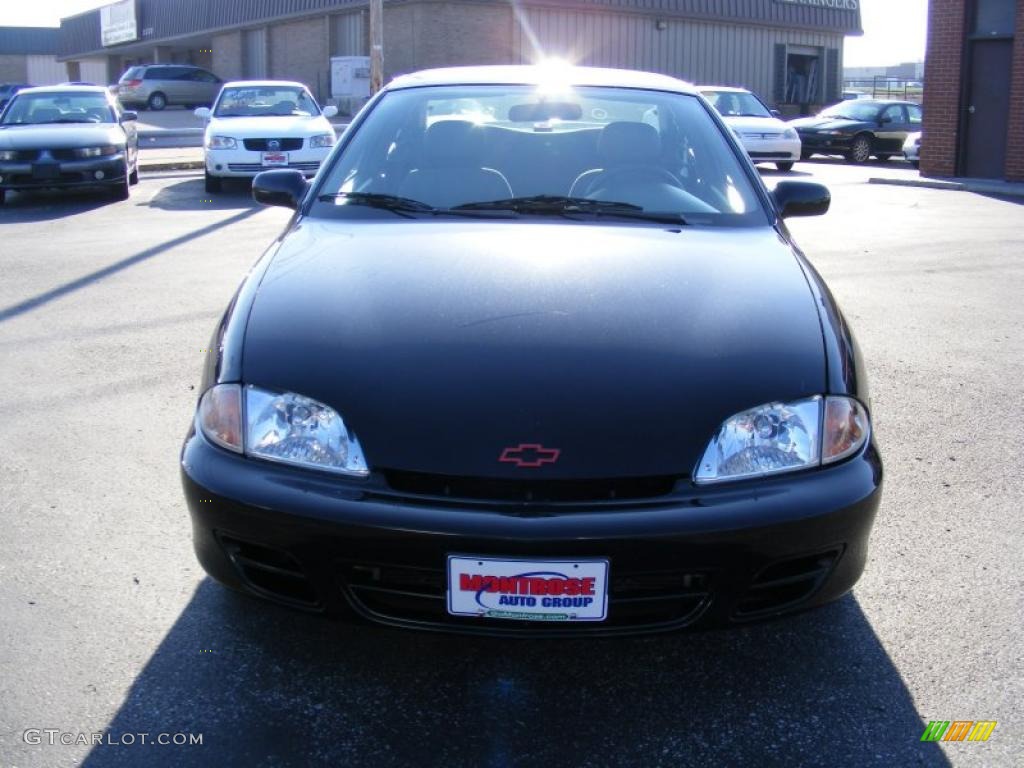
220,535,321,610
2,149,40,162
243,137,304,151
227,161,320,172
338,561,711,635
741,132,782,140
50,149,79,161
732,548,841,620
383,470,679,504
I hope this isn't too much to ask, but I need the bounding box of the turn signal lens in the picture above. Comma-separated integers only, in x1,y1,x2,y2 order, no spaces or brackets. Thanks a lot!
197,383,243,453
823,396,869,464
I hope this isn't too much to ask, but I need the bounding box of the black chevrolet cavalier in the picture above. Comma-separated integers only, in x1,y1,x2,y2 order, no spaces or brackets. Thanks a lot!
182,65,882,636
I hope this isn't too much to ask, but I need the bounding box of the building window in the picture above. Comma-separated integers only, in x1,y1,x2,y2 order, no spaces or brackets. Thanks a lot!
785,49,821,107
973,0,1016,36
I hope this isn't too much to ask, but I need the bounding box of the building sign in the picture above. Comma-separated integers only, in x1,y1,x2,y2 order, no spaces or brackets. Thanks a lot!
101,0,139,47
776,0,860,9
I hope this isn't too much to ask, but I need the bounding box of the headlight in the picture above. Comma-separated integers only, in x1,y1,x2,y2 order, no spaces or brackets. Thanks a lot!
782,127,798,140
821,130,846,136
74,145,118,158
695,396,869,484
207,135,237,150
309,133,334,148
0,150,17,161
245,386,368,476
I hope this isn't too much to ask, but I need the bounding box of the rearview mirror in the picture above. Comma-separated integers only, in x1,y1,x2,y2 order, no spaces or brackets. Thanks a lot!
121,110,137,122
508,101,583,122
322,105,338,119
770,109,781,118
252,170,309,210
194,106,211,120
772,181,830,219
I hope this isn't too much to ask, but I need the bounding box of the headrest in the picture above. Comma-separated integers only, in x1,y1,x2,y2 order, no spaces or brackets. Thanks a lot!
422,120,486,167
598,121,661,164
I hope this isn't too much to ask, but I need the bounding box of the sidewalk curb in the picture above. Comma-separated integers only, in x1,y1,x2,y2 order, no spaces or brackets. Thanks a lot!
868,176,1024,198
140,160,204,172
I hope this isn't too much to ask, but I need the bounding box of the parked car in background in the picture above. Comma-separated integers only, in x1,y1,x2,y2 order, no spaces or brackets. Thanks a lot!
182,65,882,634
117,64,223,111
195,80,338,193
698,86,800,171
790,99,922,164
0,85,139,204
0,83,33,112
903,132,921,168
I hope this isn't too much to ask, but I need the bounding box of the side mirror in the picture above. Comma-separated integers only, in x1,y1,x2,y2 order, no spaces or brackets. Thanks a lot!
252,170,309,210
121,110,137,122
770,109,781,118
772,181,830,219
322,105,338,119
194,106,212,120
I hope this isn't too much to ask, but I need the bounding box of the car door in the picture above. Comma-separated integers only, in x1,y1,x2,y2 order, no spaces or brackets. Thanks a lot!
160,67,191,104
876,105,909,153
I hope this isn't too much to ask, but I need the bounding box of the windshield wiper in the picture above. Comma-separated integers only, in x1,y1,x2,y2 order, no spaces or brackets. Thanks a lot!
454,195,687,224
317,192,519,219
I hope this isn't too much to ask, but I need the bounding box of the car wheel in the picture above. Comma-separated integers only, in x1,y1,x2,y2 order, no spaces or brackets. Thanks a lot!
776,162,795,172
847,135,872,164
0,189,5,205
147,92,167,111
205,170,222,194
112,167,131,201
874,153,892,162
129,164,139,185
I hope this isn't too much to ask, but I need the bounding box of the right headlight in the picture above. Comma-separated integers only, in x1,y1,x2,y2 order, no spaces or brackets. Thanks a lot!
694,396,869,484
0,150,17,161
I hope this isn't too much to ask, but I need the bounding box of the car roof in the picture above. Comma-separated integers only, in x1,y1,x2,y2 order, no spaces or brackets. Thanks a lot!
388,65,696,94
695,85,751,94
13,85,110,95
848,99,917,106
221,80,309,89
142,63,202,69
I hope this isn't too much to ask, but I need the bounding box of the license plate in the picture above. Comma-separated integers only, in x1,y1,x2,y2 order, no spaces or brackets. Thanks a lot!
447,555,609,622
261,152,288,167
32,164,60,180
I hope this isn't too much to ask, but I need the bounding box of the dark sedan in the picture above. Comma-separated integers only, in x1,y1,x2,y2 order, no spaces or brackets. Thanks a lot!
791,99,922,164
0,82,33,112
181,65,882,636
0,85,139,204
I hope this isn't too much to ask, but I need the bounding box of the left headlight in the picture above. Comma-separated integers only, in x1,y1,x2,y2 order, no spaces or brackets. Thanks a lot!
782,127,799,140
207,135,237,150
695,396,869,484
245,386,368,476
74,146,118,158
309,133,335,148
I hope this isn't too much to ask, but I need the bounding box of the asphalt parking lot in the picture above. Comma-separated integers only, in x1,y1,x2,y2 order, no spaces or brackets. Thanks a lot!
0,160,1021,767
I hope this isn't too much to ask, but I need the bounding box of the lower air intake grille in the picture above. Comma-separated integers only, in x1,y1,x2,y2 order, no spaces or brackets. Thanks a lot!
220,535,321,610
733,548,841,620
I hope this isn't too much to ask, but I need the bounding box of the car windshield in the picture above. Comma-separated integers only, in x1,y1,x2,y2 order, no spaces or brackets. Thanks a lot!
820,102,881,122
312,84,765,227
214,86,320,117
0,92,114,125
701,90,771,119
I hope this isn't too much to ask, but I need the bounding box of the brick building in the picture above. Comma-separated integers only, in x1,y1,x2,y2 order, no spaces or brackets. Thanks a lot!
922,0,1022,181
56,0,862,112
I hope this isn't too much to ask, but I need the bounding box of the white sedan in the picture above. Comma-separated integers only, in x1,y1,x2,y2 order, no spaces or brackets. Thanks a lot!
699,86,801,172
903,132,921,168
195,80,338,193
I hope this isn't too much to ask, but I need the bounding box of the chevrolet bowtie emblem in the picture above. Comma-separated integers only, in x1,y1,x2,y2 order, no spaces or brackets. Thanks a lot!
498,443,561,468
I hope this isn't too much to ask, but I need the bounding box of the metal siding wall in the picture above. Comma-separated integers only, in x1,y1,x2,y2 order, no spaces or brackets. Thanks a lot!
243,27,268,78
512,7,842,103
25,55,67,85
332,11,366,55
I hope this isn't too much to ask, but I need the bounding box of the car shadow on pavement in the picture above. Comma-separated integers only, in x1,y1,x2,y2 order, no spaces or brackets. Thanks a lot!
0,187,121,221
143,177,259,212
78,580,951,768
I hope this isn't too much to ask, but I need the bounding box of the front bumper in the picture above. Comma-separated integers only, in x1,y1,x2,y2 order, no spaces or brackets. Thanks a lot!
205,147,329,178
798,133,853,155
181,429,883,636
738,136,802,164
0,153,126,190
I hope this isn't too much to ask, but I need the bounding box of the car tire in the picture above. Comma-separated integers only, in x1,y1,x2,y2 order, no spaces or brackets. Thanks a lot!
0,189,5,205
776,162,795,172
910,160,920,169
875,153,892,162
847,134,872,164
147,92,167,111
800,151,813,161
129,164,139,185
205,170,222,194
112,167,131,201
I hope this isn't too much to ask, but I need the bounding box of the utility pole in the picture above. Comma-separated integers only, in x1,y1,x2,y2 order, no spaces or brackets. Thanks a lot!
370,0,384,94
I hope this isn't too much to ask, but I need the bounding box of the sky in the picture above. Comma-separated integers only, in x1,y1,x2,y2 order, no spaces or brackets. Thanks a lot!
3,0,929,67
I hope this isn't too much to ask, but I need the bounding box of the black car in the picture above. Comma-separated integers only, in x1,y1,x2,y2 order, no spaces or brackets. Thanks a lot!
791,99,923,164
181,65,882,636
0,83,33,112
0,85,139,204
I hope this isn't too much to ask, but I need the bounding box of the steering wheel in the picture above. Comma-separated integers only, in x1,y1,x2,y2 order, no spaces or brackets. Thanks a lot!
582,165,682,197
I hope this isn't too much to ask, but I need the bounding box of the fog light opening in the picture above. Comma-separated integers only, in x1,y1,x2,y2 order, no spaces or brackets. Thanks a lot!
94,170,105,180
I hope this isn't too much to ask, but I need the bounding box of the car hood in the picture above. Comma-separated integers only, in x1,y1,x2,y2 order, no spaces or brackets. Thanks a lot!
788,116,866,133
204,114,333,138
0,123,125,149
242,220,826,479
720,115,789,134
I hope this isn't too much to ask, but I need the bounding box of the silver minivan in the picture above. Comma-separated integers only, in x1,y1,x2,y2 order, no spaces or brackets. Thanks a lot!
117,65,222,111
